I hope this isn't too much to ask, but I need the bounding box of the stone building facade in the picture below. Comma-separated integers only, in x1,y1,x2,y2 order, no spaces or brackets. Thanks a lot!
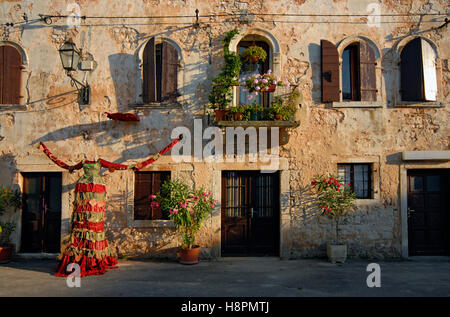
0,0,449,260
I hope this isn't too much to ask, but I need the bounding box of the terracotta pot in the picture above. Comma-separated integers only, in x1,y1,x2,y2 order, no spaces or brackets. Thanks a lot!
261,84,276,92
275,114,283,120
179,246,201,265
247,56,259,63
233,112,243,121
214,109,227,121
0,246,12,264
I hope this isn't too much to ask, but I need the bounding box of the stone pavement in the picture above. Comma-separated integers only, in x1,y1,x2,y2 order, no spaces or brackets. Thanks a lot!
0,257,449,297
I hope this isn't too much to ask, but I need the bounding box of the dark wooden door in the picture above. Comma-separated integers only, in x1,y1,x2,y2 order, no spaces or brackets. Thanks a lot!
221,171,280,256
407,169,449,256
21,173,62,253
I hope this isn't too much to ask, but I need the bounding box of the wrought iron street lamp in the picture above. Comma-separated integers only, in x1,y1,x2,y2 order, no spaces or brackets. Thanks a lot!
58,40,90,105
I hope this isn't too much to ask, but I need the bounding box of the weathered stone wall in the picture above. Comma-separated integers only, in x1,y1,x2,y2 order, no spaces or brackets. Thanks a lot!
0,0,449,259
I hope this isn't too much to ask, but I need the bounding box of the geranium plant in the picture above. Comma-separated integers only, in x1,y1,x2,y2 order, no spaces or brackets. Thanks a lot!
239,70,290,100
152,179,217,250
310,175,356,245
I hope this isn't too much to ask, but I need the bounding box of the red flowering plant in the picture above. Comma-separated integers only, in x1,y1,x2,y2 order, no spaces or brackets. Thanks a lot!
0,187,22,245
152,179,217,250
310,175,356,245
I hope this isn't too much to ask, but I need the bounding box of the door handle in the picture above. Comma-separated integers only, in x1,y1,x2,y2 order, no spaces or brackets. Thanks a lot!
407,208,415,218
250,208,254,218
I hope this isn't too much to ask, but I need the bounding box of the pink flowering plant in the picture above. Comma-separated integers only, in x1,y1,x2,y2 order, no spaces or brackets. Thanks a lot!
152,179,217,250
310,175,356,245
239,70,290,99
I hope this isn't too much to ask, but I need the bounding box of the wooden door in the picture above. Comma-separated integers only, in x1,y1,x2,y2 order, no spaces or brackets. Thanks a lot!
21,173,62,253
407,169,449,256
221,171,280,256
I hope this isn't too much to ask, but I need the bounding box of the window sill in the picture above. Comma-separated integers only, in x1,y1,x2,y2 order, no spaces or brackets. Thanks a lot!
332,101,383,108
128,219,175,228
131,102,182,110
0,104,27,111
394,101,444,108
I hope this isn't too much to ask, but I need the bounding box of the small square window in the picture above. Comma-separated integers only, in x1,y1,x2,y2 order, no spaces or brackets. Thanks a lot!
134,171,170,220
338,163,372,199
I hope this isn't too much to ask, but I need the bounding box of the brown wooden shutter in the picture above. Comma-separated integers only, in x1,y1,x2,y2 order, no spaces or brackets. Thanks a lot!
1,45,23,105
143,38,156,103
359,41,377,102
134,173,152,220
321,40,340,103
0,46,3,104
400,38,424,101
161,42,178,103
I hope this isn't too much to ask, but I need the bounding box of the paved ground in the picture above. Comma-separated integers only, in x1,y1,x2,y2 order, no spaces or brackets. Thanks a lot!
0,256,449,297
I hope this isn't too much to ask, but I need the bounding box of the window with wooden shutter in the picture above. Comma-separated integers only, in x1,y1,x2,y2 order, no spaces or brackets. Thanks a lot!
321,40,340,103
342,44,360,101
142,38,178,103
400,38,437,102
0,45,23,105
134,171,170,220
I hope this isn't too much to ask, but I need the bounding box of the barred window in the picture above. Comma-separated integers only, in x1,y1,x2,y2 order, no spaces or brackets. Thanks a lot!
338,163,372,199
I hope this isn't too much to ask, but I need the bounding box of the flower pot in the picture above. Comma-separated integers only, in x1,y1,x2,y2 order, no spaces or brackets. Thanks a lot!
179,246,201,265
275,114,283,120
247,56,259,63
214,109,227,121
326,244,347,264
232,112,243,121
0,245,13,264
261,84,276,92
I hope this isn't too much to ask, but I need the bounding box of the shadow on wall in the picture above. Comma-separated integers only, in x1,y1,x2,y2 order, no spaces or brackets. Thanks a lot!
307,43,321,106
108,53,138,112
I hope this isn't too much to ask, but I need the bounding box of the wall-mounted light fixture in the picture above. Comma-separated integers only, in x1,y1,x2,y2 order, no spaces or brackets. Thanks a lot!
58,39,90,105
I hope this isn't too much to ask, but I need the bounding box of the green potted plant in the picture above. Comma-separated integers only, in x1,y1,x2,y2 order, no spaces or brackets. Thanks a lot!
209,29,241,121
152,179,217,265
271,96,284,120
240,45,267,63
310,175,356,264
0,187,21,264
229,105,245,121
245,102,262,121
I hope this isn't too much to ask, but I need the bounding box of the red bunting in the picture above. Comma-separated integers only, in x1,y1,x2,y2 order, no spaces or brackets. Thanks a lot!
105,112,140,122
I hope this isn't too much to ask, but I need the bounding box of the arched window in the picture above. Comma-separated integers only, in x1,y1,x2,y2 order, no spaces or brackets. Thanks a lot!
142,38,179,103
400,38,437,102
321,38,377,103
0,45,23,105
237,40,270,107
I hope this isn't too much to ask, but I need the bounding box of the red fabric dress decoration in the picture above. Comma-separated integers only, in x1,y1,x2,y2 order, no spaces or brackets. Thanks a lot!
105,112,140,122
38,136,182,277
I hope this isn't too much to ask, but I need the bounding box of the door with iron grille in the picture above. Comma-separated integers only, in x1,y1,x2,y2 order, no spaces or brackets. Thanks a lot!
221,171,280,256
21,173,62,253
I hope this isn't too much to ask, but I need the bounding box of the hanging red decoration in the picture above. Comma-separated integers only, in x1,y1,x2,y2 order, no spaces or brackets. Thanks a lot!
105,112,140,122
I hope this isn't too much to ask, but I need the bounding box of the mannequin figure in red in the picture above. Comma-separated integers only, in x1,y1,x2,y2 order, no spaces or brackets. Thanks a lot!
38,136,182,277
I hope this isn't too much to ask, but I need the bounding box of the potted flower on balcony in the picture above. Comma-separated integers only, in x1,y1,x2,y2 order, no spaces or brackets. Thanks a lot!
310,175,356,264
229,105,245,121
240,45,267,64
0,187,21,264
152,179,216,265
240,70,289,97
